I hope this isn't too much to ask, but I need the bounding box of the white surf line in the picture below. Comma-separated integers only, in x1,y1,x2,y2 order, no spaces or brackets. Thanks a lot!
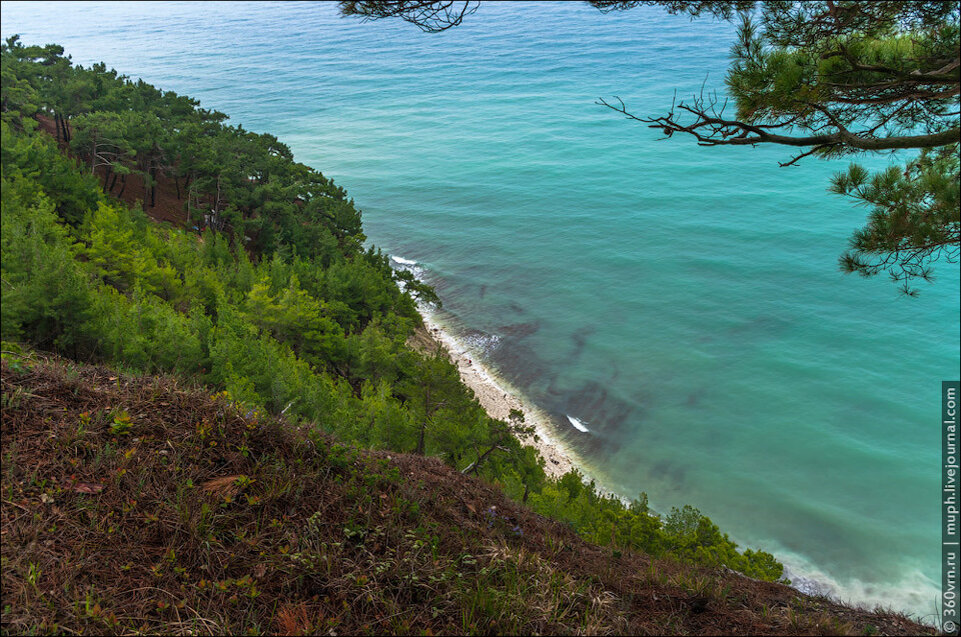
390,254,418,266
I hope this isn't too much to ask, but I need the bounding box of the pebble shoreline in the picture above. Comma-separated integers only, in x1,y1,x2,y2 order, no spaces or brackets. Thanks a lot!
417,311,580,481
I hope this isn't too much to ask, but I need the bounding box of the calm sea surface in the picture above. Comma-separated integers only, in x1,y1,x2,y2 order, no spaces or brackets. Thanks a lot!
4,0,959,618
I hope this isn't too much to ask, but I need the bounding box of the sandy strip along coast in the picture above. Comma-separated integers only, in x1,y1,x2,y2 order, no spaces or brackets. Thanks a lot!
407,311,580,481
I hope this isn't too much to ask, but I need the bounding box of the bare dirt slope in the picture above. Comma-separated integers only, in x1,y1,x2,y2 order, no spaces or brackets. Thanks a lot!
37,115,191,227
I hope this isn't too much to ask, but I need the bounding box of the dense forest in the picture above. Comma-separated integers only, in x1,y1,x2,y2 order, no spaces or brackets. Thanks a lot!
0,36,783,581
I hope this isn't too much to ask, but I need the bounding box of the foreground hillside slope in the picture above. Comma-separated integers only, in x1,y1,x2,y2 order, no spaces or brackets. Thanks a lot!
0,352,932,636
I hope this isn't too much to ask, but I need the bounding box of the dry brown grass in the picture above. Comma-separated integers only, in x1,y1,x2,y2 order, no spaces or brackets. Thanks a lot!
0,351,937,636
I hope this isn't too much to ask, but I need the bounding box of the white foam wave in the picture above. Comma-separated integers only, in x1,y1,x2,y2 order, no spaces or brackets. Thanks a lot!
388,254,429,297
567,415,590,432
463,332,501,355
778,552,940,625
390,255,418,266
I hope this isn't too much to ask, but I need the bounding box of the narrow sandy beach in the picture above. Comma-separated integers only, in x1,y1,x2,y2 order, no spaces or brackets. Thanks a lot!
408,312,580,480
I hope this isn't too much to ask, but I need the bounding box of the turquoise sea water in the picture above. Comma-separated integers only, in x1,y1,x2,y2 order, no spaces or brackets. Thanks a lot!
3,0,959,618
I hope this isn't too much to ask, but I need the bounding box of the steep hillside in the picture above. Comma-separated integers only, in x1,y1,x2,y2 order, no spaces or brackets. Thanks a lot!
0,351,933,636
2,36,797,587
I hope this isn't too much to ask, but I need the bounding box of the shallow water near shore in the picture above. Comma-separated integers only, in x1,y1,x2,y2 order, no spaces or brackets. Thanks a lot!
3,0,959,618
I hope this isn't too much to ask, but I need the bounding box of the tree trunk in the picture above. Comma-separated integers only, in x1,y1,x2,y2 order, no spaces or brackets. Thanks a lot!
215,173,222,216
54,113,61,144
174,176,181,200
415,386,431,455
108,172,118,193
149,161,157,208
415,419,427,456
118,173,127,197
523,483,530,504
462,443,498,476
102,165,113,190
